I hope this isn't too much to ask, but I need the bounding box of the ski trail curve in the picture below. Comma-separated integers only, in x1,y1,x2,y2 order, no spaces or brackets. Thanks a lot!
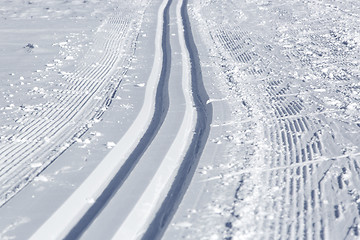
29,0,171,238
62,0,172,238
30,0,211,238
142,0,212,238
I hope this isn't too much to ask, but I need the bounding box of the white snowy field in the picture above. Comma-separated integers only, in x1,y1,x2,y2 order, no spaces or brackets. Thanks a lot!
0,0,360,239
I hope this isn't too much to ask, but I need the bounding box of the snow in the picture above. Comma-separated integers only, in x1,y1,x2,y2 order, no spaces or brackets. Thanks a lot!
105,141,116,149
165,0,360,239
1,0,360,239
112,0,197,237
29,0,166,237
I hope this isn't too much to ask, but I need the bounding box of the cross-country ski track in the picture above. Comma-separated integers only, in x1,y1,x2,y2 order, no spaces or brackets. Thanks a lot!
29,0,211,239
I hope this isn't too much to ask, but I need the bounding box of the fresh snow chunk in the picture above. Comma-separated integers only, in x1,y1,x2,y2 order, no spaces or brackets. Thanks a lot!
106,141,116,149
90,131,102,137
211,138,222,144
30,162,42,168
346,102,357,111
65,56,74,60
345,103,358,115
34,175,49,182
57,42,68,47
135,83,145,87
5,104,14,110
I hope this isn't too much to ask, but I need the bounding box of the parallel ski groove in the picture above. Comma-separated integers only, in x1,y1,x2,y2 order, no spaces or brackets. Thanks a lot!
0,14,137,206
